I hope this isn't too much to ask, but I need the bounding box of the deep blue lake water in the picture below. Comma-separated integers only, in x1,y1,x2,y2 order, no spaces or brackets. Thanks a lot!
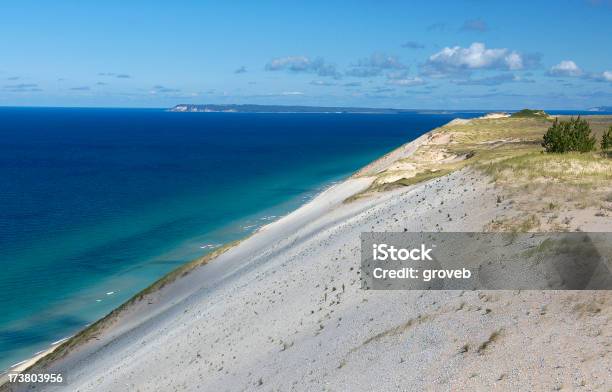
0,107,486,370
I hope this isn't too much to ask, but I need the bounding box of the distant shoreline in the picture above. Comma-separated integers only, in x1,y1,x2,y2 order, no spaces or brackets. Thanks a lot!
169,103,489,114
169,104,612,116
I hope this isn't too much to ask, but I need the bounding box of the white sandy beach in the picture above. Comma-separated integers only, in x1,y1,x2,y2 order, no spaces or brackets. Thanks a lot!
3,118,611,392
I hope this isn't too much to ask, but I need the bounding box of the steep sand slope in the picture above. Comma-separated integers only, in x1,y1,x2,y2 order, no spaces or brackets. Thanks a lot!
6,168,609,392
4,116,611,391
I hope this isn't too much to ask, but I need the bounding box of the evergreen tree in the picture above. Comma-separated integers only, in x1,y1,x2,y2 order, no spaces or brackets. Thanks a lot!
542,116,595,153
601,125,612,151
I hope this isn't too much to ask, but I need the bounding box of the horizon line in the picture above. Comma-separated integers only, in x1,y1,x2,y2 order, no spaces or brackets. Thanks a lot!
0,104,607,112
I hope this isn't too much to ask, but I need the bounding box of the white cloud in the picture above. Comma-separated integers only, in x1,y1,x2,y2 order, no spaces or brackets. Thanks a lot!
150,85,181,94
387,77,425,86
265,56,339,78
386,70,409,80
356,53,406,70
548,62,611,83
586,70,612,83
505,52,523,70
423,42,524,75
266,56,311,71
346,67,381,78
310,80,336,86
346,53,407,78
549,60,583,77
455,73,535,86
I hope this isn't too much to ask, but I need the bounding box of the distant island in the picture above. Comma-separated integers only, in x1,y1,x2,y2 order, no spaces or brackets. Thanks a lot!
170,104,441,114
170,104,611,114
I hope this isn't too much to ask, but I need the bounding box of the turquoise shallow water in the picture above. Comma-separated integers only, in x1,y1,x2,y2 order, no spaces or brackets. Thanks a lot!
0,107,485,370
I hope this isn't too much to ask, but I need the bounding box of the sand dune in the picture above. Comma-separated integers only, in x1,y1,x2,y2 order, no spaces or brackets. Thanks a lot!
3,117,611,392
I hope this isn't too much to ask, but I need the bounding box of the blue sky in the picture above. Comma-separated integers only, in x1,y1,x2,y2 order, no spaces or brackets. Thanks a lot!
1,0,611,109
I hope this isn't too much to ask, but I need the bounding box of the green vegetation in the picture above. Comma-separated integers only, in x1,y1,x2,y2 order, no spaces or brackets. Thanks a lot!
481,151,612,185
542,117,596,153
511,109,548,118
378,169,452,190
349,113,612,230
349,116,550,200
602,125,612,151
487,214,542,233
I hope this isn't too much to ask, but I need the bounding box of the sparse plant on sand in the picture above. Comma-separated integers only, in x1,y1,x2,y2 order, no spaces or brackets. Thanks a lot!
542,117,596,153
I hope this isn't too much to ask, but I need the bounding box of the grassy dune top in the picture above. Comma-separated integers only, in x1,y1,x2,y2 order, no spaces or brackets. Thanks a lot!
353,114,612,231
510,109,549,118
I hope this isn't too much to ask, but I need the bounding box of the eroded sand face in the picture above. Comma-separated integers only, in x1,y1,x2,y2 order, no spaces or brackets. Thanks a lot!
14,168,610,392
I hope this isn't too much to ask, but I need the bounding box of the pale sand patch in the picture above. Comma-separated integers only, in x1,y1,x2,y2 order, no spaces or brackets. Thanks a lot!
352,132,432,177
447,118,472,126
427,132,452,145
481,112,510,119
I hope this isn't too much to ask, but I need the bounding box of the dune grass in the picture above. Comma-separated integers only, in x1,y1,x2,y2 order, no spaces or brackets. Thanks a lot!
352,116,552,195
348,115,612,231
480,151,612,185
366,115,612,190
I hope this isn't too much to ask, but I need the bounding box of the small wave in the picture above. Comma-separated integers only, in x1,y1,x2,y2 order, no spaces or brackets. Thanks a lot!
51,337,70,346
199,244,220,249
260,215,277,221
10,359,28,368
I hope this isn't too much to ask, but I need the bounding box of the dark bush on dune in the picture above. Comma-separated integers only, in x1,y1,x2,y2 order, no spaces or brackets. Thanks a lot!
511,109,548,118
542,116,596,153
601,125,612,151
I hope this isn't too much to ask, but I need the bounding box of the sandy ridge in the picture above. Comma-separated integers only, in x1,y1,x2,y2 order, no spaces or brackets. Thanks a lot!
3,115,611,392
